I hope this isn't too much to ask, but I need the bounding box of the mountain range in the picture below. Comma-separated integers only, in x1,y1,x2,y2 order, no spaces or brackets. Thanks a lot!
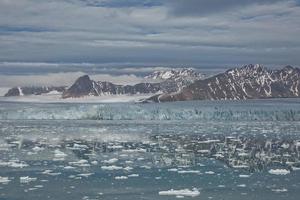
147,64,300,102
4,65,300,102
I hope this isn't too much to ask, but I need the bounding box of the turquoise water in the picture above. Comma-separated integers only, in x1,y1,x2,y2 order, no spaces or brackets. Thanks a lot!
0,99,300,199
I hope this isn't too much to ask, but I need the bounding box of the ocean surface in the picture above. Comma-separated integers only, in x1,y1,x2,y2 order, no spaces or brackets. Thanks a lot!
1,99,300,200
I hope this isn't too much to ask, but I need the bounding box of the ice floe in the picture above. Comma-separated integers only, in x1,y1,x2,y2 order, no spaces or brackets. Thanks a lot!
268,169,290,175
101,165,123,170
115,176,128,180
103,158,118,164
0,176,10,184
178,170,201,174
77,173,94,178
128,174,139,177
271,188,288,193
159,188,200,197
20,176,37,183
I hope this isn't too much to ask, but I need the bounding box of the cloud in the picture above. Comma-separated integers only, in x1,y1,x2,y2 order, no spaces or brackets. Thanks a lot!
0,71,147,88
0,0,299,69
166,0,289,16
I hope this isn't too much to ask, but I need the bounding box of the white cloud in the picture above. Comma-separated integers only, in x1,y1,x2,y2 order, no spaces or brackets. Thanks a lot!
0,71,147,88
0,0,299,66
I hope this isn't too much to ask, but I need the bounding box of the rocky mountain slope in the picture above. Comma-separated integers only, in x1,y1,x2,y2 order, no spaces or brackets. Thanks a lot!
4,68,202,98
61,75,161,98
4,86,66,97
147,64,300,102
62,68,203,98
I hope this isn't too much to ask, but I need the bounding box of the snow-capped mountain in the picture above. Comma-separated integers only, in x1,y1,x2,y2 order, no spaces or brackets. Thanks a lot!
3,68,202,99
62,75,161,98
145,68,203,80
62,68,203,98
147,64,300,102
4,86,66,97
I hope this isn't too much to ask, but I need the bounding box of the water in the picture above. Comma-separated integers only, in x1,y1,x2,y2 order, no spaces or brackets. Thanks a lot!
0,99,300,200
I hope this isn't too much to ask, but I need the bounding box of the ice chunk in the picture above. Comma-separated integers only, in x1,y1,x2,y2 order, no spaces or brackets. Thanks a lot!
237,184,246,187
115,176,128,180
159,188,200,197
268,169,290,175
128,174,139,177
101,165,123,170
77,173,93,178
103,158,118,164
178,170,201,174
271,188,288,193
167,168,178,172
20,176,37,183
0,176,10,184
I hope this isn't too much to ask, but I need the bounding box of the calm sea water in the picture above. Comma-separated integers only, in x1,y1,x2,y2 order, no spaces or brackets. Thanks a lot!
1,99,300,200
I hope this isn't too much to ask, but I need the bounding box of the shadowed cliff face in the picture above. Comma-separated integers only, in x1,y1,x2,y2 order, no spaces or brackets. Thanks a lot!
147,65,300,102
62,75,94,98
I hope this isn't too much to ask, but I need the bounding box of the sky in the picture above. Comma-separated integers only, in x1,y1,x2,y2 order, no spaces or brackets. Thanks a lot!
0,0,300,86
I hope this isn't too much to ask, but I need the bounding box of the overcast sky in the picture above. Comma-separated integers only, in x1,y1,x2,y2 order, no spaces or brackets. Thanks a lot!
0,0,300,79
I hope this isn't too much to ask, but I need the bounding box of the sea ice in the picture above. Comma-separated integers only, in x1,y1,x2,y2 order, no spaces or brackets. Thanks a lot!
0,176,10,184
268,169,290,175
271,188,288,193
159,188,200,197
128,174,139,177
77,173,94,178
115,176,128,180
239,174,251,178
178,170,201,174
103,158,118,164
20,176,37,183
101,165,123,170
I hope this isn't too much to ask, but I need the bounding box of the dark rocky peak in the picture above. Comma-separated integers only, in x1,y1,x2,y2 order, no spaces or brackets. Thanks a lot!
73,75,93,87
62,75,94,98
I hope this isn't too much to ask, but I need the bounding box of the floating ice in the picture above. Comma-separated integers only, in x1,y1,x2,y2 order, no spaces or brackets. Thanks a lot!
237,184,246,187
268,169,290,175
64,166,75,170
41,170,61,176
34,185,43,188
178,170,201,174
239,174,251,178
271,188,288,193
115,176,128,180
69,160,90,167
91,161,98,165
159,188,200,197
0,176,10,184
32,146,44,152
20,176,37,183
167,168,178,172
103,158,118,164
205,171,215,175
54,149,67,157
124,166,133,171
0,160,28,168
77,173,94,178
101,165,123,170
128,174,139,177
